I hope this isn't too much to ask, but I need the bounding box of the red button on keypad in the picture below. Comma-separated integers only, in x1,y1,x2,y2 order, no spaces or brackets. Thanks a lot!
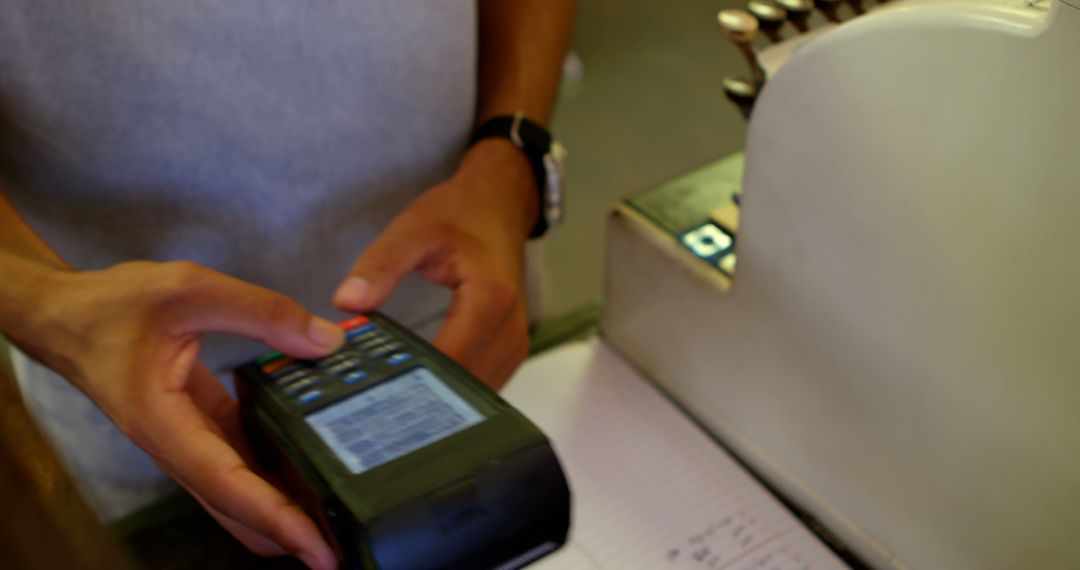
339,316,371,330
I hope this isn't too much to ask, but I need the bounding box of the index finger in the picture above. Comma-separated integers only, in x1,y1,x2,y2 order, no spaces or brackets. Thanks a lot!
155,263,344,358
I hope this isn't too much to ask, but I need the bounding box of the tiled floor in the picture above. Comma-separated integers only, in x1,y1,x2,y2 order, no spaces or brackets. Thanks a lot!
542,0,749,318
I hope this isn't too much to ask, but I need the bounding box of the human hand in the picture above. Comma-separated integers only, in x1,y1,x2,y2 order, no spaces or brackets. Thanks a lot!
22,261,344,570
333,139,538,389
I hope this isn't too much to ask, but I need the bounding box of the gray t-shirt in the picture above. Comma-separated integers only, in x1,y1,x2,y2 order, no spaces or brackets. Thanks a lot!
1,0,476,519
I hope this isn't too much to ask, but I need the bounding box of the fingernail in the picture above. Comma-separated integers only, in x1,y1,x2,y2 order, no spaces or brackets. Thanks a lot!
333,276,372,309
307,317,344,349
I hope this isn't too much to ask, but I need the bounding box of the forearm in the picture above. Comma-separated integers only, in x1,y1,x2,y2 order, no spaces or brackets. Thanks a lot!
476,0,576,126
469,0,575,234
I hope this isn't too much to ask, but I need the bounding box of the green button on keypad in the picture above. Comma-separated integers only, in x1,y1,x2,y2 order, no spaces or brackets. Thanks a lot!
255,351,284,366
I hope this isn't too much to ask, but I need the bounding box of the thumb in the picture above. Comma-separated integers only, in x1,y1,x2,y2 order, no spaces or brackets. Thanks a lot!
334,227,431,313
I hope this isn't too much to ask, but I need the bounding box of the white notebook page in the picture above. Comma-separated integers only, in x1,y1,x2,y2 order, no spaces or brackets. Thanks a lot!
501,338,847,570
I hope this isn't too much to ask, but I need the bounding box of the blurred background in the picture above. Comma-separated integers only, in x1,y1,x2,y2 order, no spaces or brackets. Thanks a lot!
542,0,747,319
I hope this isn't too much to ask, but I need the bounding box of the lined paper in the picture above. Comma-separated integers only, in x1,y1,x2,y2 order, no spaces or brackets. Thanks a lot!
501,339,846,570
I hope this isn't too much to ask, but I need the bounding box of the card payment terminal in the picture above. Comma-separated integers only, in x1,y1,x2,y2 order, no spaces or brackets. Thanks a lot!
235,313,571,569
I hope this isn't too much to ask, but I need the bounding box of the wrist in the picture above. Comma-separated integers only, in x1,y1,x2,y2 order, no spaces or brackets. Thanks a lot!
0,252,76,360
458,138,539,238
468,113,565,239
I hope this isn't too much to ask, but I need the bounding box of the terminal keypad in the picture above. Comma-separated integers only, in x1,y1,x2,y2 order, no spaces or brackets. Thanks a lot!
254,316,416,410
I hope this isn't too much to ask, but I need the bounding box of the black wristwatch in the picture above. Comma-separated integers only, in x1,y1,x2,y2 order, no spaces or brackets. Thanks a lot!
470,112,566,238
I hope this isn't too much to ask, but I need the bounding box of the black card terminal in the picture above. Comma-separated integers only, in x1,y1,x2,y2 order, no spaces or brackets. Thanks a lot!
235,313,571,570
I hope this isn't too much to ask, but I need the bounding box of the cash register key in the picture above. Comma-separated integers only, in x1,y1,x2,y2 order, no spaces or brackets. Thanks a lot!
776,0,813,32
255,351,284,366
347,331,380,346
297,390,323,405
346,324,377,340
340,316,377,340
318,353,352,367
273,369,311,388
282,377,319,396
327,360,361,376
343,371,369,384
387,353,412,366
269,362,307,379
366,342,404,359
355,336,391,351
339,315,370,330
261,356,297,375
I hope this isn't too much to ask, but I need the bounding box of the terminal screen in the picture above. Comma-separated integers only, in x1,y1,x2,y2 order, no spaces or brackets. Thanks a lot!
306,368,485,474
